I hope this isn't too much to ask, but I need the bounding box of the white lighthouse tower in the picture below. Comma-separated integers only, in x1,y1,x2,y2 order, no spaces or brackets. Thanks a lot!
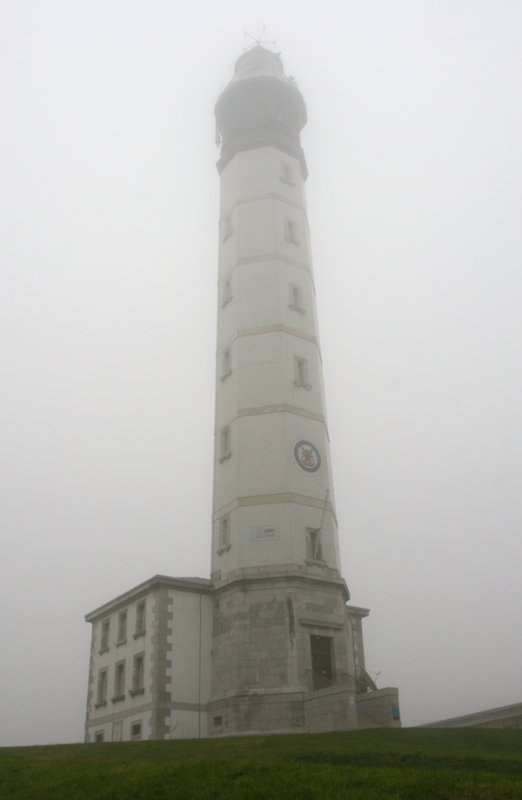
212,45,340,589
83,46,400,743
207,46,399,735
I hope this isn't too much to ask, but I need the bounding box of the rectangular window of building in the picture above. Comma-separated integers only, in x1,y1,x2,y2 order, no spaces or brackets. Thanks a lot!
310,635,334,690
294,356,311,389
221,278,233,307
280,161,295,185
94,730,104,743
113,660,125,702
306,527,323,561
217,516,230,554
99,619,110,653
220,214,233,242
96,668,108,707
284,218,299,245
288,284,305,313
112,720,123,742
117,610,127,645
221,348,231,380
134,601,146,638
219,425,231,461
130,653,145,697
131,721,142,741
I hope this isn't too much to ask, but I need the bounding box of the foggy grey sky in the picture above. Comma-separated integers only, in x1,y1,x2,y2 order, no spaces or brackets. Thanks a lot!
1,1,521,745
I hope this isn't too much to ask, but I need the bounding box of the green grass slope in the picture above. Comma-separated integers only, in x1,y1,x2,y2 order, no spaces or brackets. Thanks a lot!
1,729,521,800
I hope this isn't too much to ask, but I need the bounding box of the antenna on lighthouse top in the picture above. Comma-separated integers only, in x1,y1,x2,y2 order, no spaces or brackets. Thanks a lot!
243,27,277,51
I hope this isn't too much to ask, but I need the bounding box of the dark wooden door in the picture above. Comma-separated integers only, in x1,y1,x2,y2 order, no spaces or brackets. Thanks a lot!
311,635,333,689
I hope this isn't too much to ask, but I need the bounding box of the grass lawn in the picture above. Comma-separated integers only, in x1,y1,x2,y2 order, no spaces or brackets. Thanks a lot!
1,728,521,799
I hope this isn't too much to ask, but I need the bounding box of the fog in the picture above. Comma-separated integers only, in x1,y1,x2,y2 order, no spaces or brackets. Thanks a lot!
1,1,521,745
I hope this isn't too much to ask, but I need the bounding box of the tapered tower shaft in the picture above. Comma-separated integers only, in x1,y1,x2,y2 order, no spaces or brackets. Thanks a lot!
211,46,342,585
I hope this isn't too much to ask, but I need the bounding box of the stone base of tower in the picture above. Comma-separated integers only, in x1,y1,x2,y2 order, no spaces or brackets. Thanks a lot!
207,565,400,736
207,686,400,737
208,685,359,736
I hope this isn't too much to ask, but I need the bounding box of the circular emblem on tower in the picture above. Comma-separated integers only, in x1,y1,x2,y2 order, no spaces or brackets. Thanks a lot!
294,440,321,472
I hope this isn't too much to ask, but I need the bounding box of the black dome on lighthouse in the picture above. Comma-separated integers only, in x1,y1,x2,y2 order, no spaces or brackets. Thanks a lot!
215,46,308,177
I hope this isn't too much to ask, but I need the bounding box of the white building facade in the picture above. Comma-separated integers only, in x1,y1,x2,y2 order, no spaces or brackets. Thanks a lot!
84,46,400,742
85,576,213,742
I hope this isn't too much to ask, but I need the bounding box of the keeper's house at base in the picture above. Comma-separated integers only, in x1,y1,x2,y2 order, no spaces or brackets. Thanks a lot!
84,46,400,743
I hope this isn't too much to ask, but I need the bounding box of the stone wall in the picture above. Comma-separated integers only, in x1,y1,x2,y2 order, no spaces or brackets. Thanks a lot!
356,687,401,729
209,568,362,736
305,685,359,732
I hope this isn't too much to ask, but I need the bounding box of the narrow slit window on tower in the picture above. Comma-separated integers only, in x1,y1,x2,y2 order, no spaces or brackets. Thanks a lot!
284,218,299,245
294,356,311,389
221,278,233,307
221,348,231,380
280,161,295,185
289,283,305,313
220,425,231,461
220,214,233,241
218,516,230,554
306,527,324,561
96,668,108,708
130,653,145,696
